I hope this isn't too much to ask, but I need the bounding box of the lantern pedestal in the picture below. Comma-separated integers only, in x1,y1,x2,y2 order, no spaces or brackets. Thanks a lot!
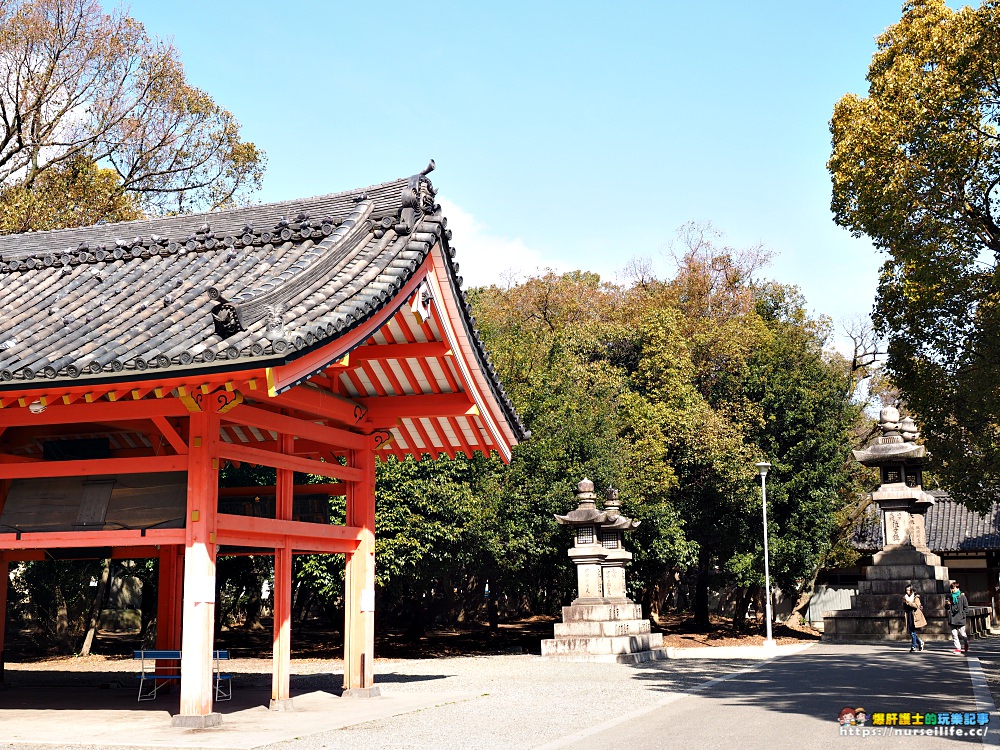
541,479,666,662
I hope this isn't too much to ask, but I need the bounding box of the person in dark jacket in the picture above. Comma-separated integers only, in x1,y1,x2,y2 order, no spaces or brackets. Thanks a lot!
947,580,970,654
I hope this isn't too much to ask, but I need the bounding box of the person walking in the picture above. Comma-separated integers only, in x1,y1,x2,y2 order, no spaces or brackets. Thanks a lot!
947,580,970,654
903,584,925,652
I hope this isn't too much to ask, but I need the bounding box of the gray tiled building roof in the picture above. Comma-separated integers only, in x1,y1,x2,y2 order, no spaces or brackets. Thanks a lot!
0,165,526,439
853,492,1000,553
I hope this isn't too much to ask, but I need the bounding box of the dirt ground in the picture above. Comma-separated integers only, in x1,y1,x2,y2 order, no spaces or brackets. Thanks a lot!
654,612,822,648
2,611,821,665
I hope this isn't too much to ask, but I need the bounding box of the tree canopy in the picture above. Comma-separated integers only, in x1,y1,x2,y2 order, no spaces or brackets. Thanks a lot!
829,0,1000,511
358,228,866,632
0,0,264,229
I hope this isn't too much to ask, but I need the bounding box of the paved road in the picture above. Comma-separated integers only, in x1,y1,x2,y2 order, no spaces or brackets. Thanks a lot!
543,643,996,750
3,641,1000,749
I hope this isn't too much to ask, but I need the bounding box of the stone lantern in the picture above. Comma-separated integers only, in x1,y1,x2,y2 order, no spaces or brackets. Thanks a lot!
822,407,978,641
597,488,638,602
552,478,640,603
542,478,664,662
851,407,934,551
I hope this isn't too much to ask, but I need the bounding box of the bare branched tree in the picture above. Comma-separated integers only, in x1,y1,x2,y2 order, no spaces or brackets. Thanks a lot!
0,0,264,221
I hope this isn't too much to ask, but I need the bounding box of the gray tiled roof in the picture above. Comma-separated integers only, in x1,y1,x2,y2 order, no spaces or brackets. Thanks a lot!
0,166,526,439
925,492,1000,552
852,492,1000,552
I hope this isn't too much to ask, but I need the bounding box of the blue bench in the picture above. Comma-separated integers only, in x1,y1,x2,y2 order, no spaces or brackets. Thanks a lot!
134,650,231,702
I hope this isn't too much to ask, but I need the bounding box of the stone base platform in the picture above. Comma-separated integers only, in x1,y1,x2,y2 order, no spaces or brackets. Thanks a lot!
541,600,665,662
822,546,993,642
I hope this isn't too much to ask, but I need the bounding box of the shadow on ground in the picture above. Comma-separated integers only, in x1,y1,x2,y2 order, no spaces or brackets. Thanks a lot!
628,640,984,737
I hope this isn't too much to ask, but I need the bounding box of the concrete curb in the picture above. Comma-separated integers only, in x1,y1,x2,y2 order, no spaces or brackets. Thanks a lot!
665,643,817,659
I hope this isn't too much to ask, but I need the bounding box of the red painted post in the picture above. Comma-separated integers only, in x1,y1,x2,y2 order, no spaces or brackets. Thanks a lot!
271,432,294,710
343,437,377,696
155,545,182,683
174,410,221,727
0,553,7,681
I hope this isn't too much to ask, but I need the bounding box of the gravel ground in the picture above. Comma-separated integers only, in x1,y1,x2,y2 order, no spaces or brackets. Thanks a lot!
0,653,755,750
254,655,752,750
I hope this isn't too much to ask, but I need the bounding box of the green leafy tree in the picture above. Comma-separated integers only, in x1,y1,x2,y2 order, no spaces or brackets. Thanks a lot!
829,0,1000,511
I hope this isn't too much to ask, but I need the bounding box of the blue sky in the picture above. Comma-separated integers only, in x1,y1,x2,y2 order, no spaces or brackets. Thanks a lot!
127,1,911,337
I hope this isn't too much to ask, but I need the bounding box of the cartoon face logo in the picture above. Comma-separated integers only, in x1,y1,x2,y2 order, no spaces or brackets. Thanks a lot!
839,707,856,725
855,708,867,726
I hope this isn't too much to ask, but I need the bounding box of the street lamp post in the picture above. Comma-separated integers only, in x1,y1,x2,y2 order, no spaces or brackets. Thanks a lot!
755,461,776,648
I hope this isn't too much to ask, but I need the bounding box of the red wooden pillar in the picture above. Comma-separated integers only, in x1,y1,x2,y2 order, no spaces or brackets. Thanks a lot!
343,438,377,696
174,410,221,727
271,432,294,710
0,553,7,682
156,545,183,652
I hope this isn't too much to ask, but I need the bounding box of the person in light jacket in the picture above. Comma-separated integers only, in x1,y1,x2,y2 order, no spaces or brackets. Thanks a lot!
903,584,924,652
947,580,970,654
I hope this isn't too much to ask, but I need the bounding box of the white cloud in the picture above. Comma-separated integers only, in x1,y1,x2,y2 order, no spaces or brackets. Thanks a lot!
438,198,567,287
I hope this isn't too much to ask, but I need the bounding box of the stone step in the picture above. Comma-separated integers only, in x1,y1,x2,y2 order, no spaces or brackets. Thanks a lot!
866,564,949,580
824,608,953,620
873,549,942,566
560,602,643,622
849,595,948,613
553,619,652,638
821,612,950,638
858,579,951,595
540,632,664,657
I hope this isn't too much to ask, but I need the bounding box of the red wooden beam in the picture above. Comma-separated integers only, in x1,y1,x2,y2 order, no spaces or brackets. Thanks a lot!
351,342,451,361
217,483,345,497
217,443,363,482
264,385,369,428
0,370,268,409
152,416,188,454
0,454,187,480
358,393,478,422
215,513,362,553
222,404,366,451
0,528,185,551
0,399,190,427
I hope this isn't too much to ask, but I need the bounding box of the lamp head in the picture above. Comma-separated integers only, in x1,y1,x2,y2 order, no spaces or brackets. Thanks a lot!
754,461,771,478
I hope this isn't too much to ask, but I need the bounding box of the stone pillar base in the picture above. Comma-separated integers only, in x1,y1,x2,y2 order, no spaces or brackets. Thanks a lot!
171,713,222,729
269,698,295,711
342,686,381,698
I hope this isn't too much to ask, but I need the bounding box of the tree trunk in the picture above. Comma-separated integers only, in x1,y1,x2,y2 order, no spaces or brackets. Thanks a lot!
694,552,711,632
791,575,818,622
242,578,264,631
790,496,874,622
79,559,111,657
731,586,755,629
54,584,71,654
